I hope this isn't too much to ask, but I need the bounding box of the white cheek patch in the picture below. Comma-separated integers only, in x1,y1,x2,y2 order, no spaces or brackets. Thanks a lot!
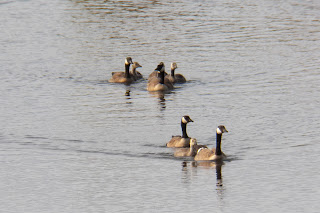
182,117,188,124
216,128,222,134
125,58,132,65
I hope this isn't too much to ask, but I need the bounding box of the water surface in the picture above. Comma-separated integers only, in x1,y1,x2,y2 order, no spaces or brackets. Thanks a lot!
1,0,320,212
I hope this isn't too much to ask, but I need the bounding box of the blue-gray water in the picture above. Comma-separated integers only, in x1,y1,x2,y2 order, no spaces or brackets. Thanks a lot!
1,0,320,212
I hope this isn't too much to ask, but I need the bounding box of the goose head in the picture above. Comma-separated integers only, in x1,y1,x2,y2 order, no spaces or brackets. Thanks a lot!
132,62,142,69
125,57,133,65
190,138,197,146
216,125,228,135
181,115,194,124
155,62,165,72
171,62,178,70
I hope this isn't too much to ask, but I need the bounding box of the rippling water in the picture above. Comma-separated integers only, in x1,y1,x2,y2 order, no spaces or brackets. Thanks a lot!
1,0,320,212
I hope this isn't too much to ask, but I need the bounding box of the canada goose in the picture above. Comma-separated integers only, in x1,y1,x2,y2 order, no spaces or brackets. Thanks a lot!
194,125,228,161
130,62,143,80
148,62,168,81
166,115,194,148
109,57,134,84
147,62,174,92
174,138,198,157
165,62,186,84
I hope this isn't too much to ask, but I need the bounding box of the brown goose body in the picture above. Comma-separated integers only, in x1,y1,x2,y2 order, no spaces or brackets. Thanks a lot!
194,148,226,161
167,137,190,148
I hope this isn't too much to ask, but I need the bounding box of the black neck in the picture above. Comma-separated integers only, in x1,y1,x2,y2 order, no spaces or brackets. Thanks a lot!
125,64,131,78
171,68,175,76
216,164,222,180
159,71,165,84
215,133,222,155
181,121,188,138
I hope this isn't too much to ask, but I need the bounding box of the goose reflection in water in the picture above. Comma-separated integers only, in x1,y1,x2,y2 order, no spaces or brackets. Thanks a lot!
148,91,169,110
195,161,224,187
125,89,130,96
193,161,226,209
182,160,225,188
124,89,133,105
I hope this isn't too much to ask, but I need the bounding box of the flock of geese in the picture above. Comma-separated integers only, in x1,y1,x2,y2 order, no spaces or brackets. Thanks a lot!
109,57,229,162
109,57,185,91
168,115,228,161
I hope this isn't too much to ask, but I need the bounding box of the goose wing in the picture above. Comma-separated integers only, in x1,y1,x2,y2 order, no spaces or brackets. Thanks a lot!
109,72,125,82
174,147,190,157
194,148,214,161
174,74,186,83
166,136,182,147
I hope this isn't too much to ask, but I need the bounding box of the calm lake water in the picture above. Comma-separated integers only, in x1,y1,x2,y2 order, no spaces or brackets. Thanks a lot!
1,0,320,212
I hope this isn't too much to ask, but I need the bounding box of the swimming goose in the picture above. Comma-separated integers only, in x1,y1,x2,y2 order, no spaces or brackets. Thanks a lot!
166,115,194,148
165,62,186,84
174,138,198,157
194,125,228,161
109,57,134,84
148,62,168,81
130,62,143,80
147,62,174,92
